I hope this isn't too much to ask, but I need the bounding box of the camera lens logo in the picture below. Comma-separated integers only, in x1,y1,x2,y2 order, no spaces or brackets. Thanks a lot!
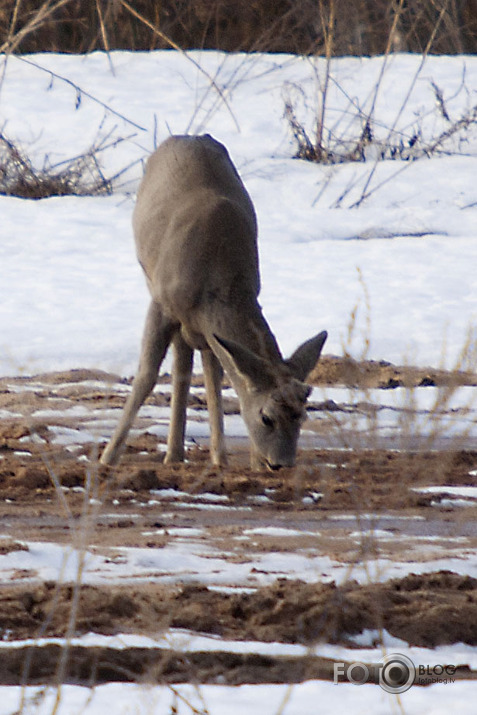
379,654,416,694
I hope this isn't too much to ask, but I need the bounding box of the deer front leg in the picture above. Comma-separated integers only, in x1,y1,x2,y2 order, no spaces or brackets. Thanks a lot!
165,333,193,463
100,300,174,466
202,349,228,467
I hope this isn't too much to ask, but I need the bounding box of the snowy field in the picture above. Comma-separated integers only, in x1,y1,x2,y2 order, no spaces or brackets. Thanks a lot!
1,51,477,376
1,50,477,713
1,680,476,715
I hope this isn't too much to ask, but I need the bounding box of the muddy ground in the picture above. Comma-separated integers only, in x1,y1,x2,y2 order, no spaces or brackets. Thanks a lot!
0,358,477,686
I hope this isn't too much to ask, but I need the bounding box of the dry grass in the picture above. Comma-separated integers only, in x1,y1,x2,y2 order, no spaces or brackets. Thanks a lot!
0,0,476,57
284,2,477,173
285,82,477,164
0,130,135,198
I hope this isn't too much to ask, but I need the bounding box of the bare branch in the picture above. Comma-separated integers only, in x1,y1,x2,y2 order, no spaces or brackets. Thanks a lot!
15,56,146,132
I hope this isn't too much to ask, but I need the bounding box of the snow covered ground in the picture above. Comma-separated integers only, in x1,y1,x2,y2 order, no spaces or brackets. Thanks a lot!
1,49,477,713
3,680,476,715
2,525,477,590
1,51,477,376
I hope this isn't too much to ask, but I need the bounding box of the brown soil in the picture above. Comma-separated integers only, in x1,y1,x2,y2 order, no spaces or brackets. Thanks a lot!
1,574,477,685
0,364,477,686
310,355,477,389
1,572,477,647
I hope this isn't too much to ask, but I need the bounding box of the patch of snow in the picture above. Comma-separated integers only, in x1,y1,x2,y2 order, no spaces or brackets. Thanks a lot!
0,679,476,715
243,527,321,538
412,486,477,498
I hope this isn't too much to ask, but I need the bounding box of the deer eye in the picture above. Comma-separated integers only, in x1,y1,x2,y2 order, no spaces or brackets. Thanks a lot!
261,413,274,429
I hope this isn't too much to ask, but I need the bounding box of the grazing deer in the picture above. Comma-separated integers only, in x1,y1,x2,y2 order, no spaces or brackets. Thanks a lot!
100,135,327,471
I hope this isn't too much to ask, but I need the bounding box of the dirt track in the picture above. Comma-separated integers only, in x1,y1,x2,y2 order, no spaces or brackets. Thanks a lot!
0,362,477,686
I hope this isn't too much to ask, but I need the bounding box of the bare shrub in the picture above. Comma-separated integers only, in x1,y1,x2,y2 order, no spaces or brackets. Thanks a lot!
284,82,477,167
0,131,115,199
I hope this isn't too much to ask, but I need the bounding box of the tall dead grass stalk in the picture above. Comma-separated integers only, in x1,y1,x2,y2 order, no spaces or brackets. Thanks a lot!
1,0,477,55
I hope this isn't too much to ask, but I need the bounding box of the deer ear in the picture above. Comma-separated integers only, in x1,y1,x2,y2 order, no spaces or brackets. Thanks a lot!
285,331,327,382
213,334,276,390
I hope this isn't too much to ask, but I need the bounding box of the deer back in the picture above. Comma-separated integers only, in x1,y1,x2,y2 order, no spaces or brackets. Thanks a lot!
132,135,260,319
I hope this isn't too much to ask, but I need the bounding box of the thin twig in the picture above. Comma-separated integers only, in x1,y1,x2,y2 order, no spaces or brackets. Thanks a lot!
0,0,73,54
118,0,240,133
15,56,147,132
95,0,116,76
316,0,335,156
351,0,451,207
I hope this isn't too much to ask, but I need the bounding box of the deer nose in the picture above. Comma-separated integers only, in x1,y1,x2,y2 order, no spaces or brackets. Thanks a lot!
266,459,294,471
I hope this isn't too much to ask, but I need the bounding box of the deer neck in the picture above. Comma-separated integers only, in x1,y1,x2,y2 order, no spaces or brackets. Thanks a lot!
193,294,283,390
208,296,280,356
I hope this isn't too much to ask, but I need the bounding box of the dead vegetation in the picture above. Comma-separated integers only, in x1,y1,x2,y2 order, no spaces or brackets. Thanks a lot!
284,80,477,168
2,2,476,199
0,131,115,199
1,0,477,56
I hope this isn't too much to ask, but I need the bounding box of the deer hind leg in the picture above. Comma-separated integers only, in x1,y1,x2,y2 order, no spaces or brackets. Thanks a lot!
202,349,228,467
165,333,193,464
100,300,175,466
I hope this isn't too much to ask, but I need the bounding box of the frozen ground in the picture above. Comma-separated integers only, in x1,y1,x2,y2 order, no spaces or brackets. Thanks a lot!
1,680,476,715
0,370,477,713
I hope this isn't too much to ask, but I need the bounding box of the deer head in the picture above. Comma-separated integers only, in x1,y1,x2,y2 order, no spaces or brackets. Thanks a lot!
214,330,327,470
